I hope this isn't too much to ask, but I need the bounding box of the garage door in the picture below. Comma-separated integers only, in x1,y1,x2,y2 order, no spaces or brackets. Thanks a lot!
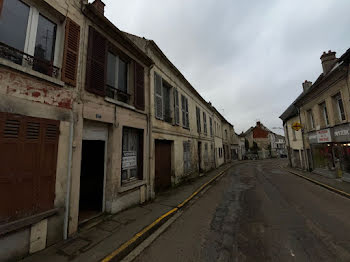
0,112,59,224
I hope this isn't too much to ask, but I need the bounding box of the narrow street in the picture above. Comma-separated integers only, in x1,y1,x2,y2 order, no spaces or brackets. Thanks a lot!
133,159,350,262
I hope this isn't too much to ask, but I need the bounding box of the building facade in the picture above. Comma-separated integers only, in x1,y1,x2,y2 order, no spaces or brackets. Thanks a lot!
0,0,238,261
282,48,350,182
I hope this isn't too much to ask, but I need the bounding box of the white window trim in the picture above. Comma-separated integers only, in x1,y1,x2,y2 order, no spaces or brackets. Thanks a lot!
108,53,129,94
15,1,63,69
336,95,345,121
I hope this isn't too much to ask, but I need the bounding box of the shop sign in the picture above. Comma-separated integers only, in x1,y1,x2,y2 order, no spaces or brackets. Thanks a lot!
122,151,137,170
333,124,350,142
308,132,318,144
317,129,332,143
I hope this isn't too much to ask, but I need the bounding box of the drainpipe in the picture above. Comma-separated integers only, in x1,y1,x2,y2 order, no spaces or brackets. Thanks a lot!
297,107,309,171
148,64,154,199
63,111,74,240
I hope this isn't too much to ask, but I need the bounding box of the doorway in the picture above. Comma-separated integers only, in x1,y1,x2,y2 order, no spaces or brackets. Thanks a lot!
79,140,105,223
198,141,202,173
155,140,172,192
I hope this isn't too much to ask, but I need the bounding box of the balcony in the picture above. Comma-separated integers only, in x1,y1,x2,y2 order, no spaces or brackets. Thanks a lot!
0,42,60,79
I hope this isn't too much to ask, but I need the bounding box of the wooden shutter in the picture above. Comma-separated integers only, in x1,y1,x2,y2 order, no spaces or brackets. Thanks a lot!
85,26,107,96
0,0,4,16
174,88,179,125
0,113,59,223
154,72,163,119
134,62,145,110
185,97,189,128
61,18,80,86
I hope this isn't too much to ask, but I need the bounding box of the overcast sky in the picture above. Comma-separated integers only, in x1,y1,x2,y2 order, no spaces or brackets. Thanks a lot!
95,0,350,135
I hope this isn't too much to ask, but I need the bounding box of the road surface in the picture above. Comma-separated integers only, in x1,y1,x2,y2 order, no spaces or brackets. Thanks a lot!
133,159,350,262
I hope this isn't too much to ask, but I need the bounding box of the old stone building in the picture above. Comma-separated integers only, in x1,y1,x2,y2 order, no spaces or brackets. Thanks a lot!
0,0,237,261
280,103,307,169
0,0,83,260
125,33,233,195
281,48,350,181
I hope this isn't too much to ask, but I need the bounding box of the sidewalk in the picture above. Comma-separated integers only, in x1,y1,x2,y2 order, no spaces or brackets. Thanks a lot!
19,163,236,262
283,166,350,195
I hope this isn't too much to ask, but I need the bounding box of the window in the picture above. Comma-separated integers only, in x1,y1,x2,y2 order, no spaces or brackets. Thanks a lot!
122,127,143,183
174,88,180,125
203,112,207,134
209,117,213,137
307,110,315,129
214,121,216,135
204,143,208,166
0,0,59,77
319,102,329,126
333,93,346,122
196,107,201,133
225,129,228,140
106,52,129,103
183,141,191,173
154,73,172,123
181,95,189,128
163,81,172,123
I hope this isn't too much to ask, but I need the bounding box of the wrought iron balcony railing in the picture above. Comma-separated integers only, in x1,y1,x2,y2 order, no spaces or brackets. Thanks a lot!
0,42,60,78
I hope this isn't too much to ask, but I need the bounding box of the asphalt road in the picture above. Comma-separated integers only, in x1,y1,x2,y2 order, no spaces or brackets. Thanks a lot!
133,159,350,262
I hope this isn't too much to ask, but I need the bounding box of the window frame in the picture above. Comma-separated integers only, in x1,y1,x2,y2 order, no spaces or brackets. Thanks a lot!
0,0,63,72
106,49,130,102
333,93,346,122
196,106,201,133
203,111,207,135
307,109,315,130
319,101,329,127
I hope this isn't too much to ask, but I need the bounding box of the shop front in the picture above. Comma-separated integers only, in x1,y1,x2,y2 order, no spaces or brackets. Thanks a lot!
308,125,350,181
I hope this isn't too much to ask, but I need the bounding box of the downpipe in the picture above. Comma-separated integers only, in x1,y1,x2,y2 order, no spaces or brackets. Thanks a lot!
63,111,74,240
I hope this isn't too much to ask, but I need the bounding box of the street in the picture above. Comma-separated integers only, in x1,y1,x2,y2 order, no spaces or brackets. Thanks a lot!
133,159,350,262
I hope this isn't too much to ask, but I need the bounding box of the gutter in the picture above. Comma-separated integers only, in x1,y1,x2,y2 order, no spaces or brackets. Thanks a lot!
63,111,74,240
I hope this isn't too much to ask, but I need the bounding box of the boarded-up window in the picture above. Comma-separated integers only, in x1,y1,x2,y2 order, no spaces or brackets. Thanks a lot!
121,127,143,183
0,112,59,224
85,26,107,96
134,62,145,110
203,112,207,134
61,18,80,86
154,72,163,119
181,95,189,128
196,107,201,133
174,88,180,125
183,141,191,173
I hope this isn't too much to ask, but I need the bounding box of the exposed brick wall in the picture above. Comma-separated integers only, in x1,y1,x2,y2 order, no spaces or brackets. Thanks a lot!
0,68,74,109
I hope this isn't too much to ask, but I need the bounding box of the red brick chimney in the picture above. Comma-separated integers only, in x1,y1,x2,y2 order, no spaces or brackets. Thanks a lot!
257,121,261,127
320,50,337,75
92,0,105,16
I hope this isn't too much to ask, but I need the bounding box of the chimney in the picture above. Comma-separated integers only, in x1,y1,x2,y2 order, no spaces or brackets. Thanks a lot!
302,80,312,92
92,0,105,16
320,50,337,75
257,121,261,127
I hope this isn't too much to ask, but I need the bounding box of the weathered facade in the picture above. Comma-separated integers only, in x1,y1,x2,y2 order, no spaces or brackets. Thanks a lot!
0,0,82,260
281,48,350,181
125,34,230,196
0,0,238,260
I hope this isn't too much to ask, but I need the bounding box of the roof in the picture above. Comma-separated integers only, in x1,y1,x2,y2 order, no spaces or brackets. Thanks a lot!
280,47,350,118
83,4,153,67
123,31,235,127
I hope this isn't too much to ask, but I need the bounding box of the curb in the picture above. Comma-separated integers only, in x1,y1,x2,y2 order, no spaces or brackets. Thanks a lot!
101,163,234,262
282,166,350,200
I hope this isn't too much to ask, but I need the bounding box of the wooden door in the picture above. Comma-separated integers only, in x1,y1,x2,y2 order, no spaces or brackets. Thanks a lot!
155,140,171,192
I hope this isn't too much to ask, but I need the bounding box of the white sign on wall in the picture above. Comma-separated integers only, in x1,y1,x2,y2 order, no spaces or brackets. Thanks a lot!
122,151,137,170
317,129,332,143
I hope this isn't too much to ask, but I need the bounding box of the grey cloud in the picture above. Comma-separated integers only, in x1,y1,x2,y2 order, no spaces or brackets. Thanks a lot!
99,0,350,134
